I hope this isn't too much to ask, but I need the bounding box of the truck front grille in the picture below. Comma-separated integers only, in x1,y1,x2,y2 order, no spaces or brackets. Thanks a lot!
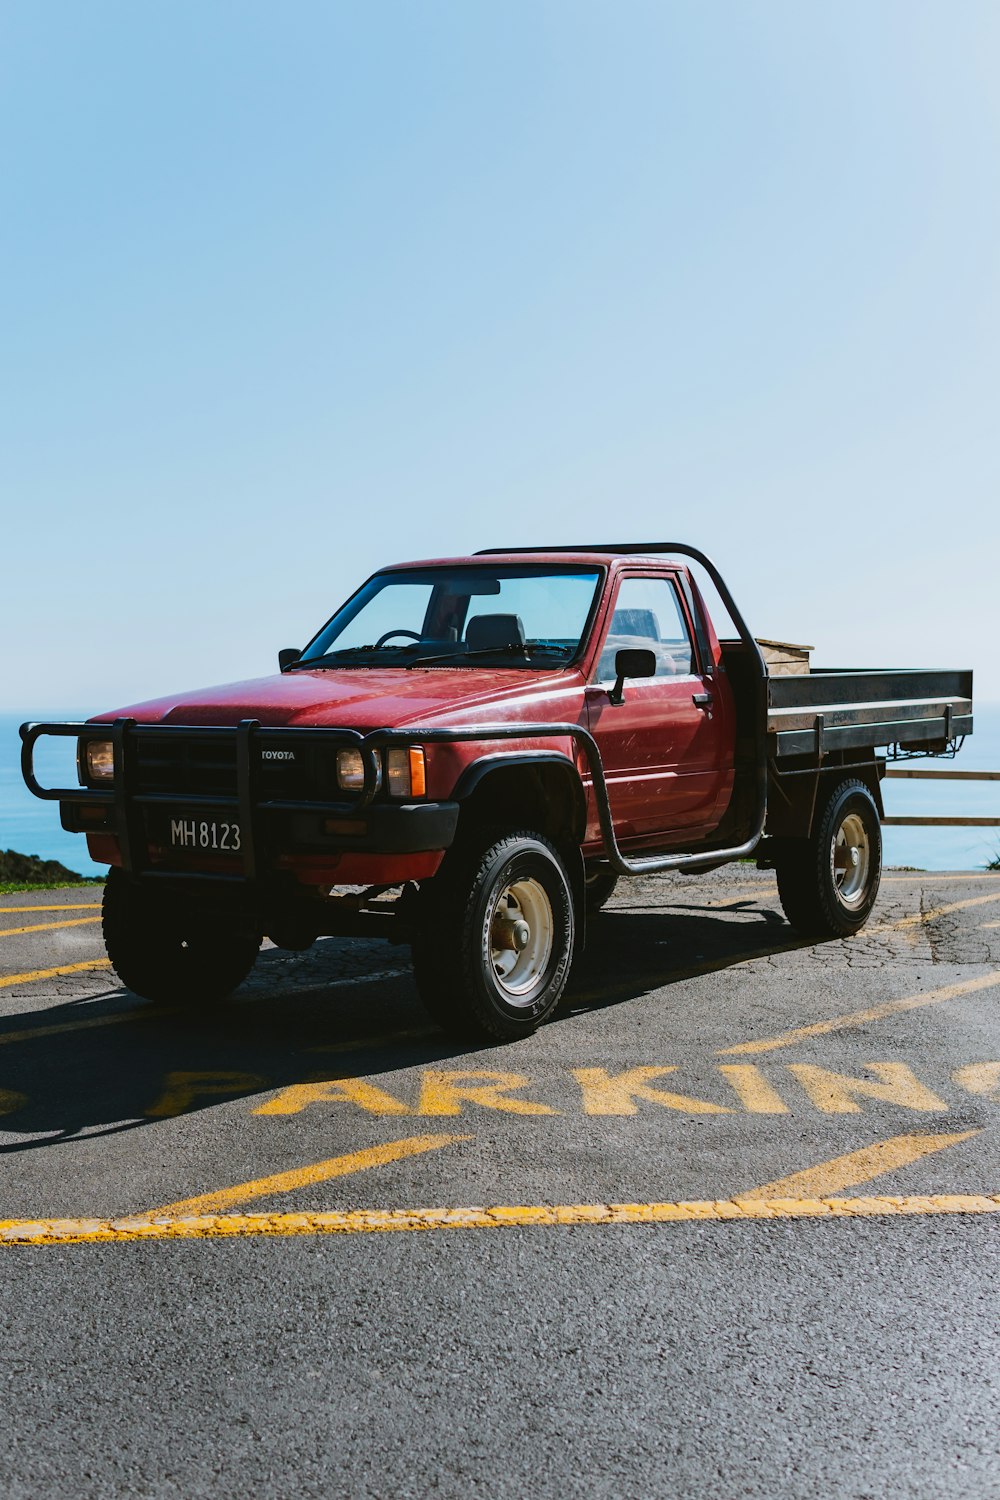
134,738,238,798
132,733,343,803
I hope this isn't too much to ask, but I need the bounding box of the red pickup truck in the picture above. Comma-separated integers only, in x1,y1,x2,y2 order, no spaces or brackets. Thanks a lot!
22,543,973,1041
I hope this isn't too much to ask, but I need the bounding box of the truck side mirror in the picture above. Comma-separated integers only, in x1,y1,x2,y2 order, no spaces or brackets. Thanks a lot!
610,647,657,706
278,648,302,672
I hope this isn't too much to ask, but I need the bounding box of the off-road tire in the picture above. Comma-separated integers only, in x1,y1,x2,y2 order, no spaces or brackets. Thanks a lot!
775,778,882,938
412,829,575,1043
584,864,619,913
102,869,261,1007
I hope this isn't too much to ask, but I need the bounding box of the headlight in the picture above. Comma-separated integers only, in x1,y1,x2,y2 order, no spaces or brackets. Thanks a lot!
386,746,426,798
336,748,367,790
335,748,383,793
335,746,425,796
84,739,115,781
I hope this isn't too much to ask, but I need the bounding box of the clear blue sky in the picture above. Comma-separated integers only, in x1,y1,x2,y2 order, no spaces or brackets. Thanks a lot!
3,1,998,713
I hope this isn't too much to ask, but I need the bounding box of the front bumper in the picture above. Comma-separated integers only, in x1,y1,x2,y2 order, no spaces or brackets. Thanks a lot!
24,718,458,883
61,797,459,855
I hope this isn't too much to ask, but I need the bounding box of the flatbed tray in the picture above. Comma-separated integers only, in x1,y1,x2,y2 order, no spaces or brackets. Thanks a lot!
766,668,973,758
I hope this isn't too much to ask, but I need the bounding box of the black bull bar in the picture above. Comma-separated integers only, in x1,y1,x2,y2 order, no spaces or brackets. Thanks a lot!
20,717,768,883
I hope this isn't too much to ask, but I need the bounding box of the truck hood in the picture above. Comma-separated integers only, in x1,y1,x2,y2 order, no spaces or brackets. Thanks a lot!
90,665,582,732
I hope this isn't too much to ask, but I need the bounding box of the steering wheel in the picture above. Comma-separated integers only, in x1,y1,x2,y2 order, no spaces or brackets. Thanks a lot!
373,629,422,649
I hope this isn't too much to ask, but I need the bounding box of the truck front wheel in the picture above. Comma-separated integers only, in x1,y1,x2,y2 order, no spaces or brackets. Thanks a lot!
412,830,575,1042
775,778,882,938
102,869,261,1007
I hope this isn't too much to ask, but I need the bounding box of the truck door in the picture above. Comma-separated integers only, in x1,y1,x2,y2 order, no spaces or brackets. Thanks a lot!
584,572,734,843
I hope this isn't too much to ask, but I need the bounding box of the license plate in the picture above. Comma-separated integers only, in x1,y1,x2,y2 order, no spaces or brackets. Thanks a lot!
168,815,242,853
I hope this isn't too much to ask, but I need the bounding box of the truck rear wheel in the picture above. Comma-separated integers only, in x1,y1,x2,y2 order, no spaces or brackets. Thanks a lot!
102,869,261,1007
412,829,575,1042
775,778,882,938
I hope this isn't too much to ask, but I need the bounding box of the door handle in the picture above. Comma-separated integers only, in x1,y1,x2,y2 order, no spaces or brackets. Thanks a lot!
692,692,713,707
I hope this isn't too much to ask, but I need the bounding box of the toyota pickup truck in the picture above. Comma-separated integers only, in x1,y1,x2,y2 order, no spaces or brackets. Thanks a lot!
22,543,974,1041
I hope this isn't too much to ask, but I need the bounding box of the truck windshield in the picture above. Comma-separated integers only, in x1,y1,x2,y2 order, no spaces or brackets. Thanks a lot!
296,566,603,670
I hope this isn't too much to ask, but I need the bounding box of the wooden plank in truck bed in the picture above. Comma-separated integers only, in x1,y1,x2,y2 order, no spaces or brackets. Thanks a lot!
766,668,973,758
756,638,812,676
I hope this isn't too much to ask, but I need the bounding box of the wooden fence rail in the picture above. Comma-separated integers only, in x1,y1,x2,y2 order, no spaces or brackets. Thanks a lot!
882,767,1000,827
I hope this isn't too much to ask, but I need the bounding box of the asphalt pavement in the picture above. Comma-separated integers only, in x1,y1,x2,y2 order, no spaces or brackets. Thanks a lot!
0,868,998,1497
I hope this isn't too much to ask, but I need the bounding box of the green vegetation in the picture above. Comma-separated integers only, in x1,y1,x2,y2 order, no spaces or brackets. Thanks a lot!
0,879,103,895
0,848,101,894
988,850,1000,872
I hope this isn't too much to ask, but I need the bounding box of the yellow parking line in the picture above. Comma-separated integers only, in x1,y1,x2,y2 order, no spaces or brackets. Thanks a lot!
0,1004,154,1047
2,1193,999,1244
308,1026,437,1055
0,904,101,913
739,1131,980,1199
579,895,999,1010
0,917,102,939
0,958,113,993
718,971,1000,1055
0,1002,423,1053
874,891,1000,934
146,1135,470,1216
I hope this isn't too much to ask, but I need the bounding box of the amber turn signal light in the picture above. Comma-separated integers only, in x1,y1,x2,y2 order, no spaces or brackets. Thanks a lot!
408,746,426,797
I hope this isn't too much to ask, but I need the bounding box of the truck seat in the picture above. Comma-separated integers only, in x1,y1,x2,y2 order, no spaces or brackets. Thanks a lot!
611,608,659,640
597,605,693,680
465,613,526,652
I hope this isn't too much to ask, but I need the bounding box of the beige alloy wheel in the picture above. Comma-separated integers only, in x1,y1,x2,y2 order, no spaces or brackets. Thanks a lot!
831,811,871,910
488,876,555,1005
412,828,575,1041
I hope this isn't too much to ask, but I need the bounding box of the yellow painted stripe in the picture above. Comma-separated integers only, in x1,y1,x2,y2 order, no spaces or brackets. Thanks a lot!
740,1131,979,1199
308,1025,436,1055
578,895,999,1010
0,1006,424,1054
0,917,102,939
148,1135,469,1216
0,1004,154,1047
0,904,101,913
874,890,1000,933
718,971,1000,1055
2,1194,999,1244
0,958,113,993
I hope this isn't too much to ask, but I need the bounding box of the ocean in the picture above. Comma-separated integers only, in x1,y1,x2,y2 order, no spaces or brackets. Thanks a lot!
2,704,998,879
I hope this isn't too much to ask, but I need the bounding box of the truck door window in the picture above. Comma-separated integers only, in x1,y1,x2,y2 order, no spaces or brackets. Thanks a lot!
597,576,694,683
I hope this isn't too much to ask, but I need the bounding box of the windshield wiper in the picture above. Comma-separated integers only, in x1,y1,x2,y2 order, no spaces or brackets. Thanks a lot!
404,644,527,670
290,645,421,670
294,641,574,672
524,641,575,657
404,642,572,670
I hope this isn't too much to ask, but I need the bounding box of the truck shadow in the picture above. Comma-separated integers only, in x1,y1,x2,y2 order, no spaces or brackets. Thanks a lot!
563,899,817,1015
0,899,818,1150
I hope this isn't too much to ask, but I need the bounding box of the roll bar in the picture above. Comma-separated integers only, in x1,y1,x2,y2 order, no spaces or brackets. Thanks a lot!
473,541,770,873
